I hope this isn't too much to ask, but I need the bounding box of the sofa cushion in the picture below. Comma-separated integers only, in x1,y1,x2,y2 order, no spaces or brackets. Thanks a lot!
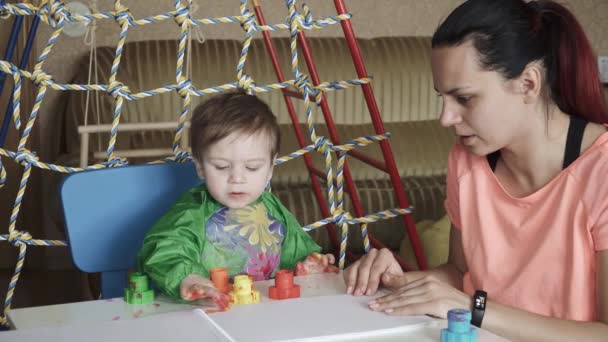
399,214,450,269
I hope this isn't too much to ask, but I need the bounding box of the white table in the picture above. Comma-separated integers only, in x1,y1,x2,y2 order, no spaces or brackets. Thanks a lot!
5,273,508,341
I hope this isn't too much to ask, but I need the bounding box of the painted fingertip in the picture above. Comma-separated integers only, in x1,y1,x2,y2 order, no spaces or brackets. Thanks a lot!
384,308,393,314
346,286,353,294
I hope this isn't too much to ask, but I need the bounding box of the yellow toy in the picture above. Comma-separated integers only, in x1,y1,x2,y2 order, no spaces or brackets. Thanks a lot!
229,275,260,305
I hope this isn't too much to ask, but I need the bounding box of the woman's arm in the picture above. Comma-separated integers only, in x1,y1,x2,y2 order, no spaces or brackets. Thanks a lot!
481,250,608,341
370,231,608,341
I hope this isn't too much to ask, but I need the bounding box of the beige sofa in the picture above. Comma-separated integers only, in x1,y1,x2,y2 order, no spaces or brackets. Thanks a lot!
57,37,455,267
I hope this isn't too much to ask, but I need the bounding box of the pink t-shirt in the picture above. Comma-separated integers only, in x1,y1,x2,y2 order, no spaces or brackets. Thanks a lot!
445,134,608,321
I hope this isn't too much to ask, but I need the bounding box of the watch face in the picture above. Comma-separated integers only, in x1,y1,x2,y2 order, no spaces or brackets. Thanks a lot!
474,296,486,309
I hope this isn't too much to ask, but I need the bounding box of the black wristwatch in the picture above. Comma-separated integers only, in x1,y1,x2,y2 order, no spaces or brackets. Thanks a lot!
471,290,487,328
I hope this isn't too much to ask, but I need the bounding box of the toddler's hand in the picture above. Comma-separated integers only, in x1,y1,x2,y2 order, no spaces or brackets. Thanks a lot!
180,274,231,310
295,253,340,275
180,274,214,300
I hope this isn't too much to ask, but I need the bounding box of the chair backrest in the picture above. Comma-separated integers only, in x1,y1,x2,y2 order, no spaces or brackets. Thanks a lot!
60,162,200,298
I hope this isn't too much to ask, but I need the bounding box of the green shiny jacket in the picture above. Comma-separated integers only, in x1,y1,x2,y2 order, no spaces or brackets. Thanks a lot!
136,184,321,300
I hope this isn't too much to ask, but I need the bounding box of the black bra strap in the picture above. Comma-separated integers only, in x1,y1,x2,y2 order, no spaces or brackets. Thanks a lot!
563,115,587,169
487,115,588,172
488,151,500,172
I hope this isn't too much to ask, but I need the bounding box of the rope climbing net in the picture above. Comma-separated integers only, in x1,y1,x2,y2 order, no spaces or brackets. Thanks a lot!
0,0,413,327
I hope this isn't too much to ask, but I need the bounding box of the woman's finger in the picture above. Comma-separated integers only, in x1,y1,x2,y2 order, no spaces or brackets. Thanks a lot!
370,291,431,311
376,275,433,303
372,281,430,306
364,249,393,295
384,301,435,316
354,248,379,296
343,260,360,294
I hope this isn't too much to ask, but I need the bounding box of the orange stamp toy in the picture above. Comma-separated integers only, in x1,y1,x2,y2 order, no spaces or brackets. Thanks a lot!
210,267,232,294
268,269,300,300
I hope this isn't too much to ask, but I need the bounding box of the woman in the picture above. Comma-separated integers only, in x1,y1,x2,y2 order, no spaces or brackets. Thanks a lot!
344,0,608,340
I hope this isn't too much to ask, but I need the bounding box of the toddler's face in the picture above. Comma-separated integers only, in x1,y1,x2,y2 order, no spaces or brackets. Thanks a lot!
195,131,274,209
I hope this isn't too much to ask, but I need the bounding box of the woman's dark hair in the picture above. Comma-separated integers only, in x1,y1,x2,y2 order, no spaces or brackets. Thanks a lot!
432,0,607,124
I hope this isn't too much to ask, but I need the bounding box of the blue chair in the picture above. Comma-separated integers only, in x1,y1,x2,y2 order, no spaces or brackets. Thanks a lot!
59,162,201,298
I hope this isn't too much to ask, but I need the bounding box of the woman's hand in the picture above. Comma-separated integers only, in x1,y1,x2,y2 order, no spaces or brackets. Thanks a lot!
343,248,405,296
368,273,471,318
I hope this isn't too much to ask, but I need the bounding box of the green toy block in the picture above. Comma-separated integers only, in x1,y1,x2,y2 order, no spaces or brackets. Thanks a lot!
124,288,155,304
124,272,154,304
128,272,149,292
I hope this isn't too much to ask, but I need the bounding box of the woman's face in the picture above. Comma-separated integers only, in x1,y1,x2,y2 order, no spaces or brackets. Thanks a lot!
431,41,529,156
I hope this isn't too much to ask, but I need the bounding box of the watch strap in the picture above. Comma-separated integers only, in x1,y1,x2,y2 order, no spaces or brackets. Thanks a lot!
471,290,487,328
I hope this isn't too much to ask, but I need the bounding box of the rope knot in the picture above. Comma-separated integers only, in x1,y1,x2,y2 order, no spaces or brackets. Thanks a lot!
237,74,255,91
15,149,37,164
8,230,32,247
314,136,330,153
108,81,131,99
115,5,134,26
297,13,312,30
105,157,128,168
310,87,323,104
332,210,352,225
240,10,256,32
47,0,69,28
32,70,52,87
174,3,189,26
295,73,310,90
176,78,193,97
295,74,321,102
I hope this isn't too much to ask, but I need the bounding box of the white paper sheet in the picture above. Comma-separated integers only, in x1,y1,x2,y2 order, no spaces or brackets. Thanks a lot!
2,294,432,342
0,309,232,342
208,294,432,342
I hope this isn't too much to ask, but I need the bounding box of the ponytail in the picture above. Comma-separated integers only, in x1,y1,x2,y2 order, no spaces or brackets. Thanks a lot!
537,1,608,124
